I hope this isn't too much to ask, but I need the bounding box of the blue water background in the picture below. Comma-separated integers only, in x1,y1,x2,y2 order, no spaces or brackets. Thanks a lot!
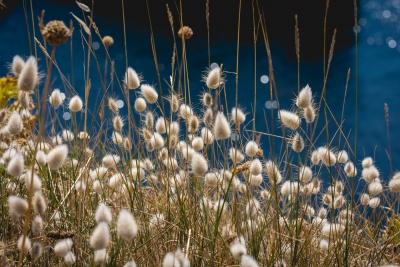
0,0,399,183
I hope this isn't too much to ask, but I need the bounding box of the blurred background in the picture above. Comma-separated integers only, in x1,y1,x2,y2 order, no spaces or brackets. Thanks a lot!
0,0,399,180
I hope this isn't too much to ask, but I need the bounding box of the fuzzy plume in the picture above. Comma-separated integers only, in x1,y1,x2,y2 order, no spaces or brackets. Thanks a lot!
69,95,83,112
205,67,221,89
46,145,68,170
278,110,300,130
245,141,258,157
134,97,147,112
213,112,231,140
49,89,63,107
30,242,42,262
25,170,42,192
11,55,25,77
94,249,108,264
64,251,76,265
54,238,73,257
296,84,312,109
102,154,120,168
291,132,304,153
18,56,39,92
7,111,23,135
17,235,31,253
231,107,246,125
8,196,28,216
125,67,141,89
191,152,208,176
32,215,43,235
90,222,110,250
7,153,24,177
95,203,112,225
141,84,158,103
117,209,138,241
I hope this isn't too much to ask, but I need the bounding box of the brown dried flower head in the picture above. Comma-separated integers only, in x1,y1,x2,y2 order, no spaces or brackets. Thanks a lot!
102,36,114,47
178,26,193,39
42,20,70,46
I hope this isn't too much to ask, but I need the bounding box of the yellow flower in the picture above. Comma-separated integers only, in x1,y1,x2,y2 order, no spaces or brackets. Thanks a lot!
0,76,19,108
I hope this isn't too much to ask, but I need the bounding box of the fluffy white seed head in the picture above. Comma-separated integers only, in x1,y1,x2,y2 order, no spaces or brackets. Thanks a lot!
362,166,379,183
296,84,312,109
231,107,246,125
213,112,231,140
124,261,137,267
201,127,214,145
113,116,124,132
62,129,74,142
95,203,112,224
152,132,164,149
170,94,179,113
249,174,263,186
33,191,47,216
319,239,329,252
54,239,73,257
205,172,218,187
337,150,349,163
155,117,166,133
368,181,383,195
362,157,373,168
318,208,328,219
11,55,25,77
90,222,110,250
30,242,42,262
125,67,140,89
8,196,28,216
117,209,138,241
64,251,76,265
389,172,400,192
111,131,124,145
202,92,213,107
206,67,221,89
250,159,262,176
47,145,68,170
134,97,146,112
179,104,193,120
304,105,316,123
140,84,158,103
245,141,258,157
369,197,380,208
265,160,282,185
229,148,244,164
17,235,31,253
102,154,120,168
25,170,42,193
298,166,312,183
7,111,23,135
203,108,213,127
108,97,119,114
360,193,370,206
344,162,357,177
192,137,204,151
291,132,304,153
230,242,247,260
69,95,83,112
18,56,38,92
7,153,24,177
36,150,47,166
94,249,109,264
278,110,300,130
191,152,208,176
49,89,63,107
241,255,259,267
318,147,336,166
